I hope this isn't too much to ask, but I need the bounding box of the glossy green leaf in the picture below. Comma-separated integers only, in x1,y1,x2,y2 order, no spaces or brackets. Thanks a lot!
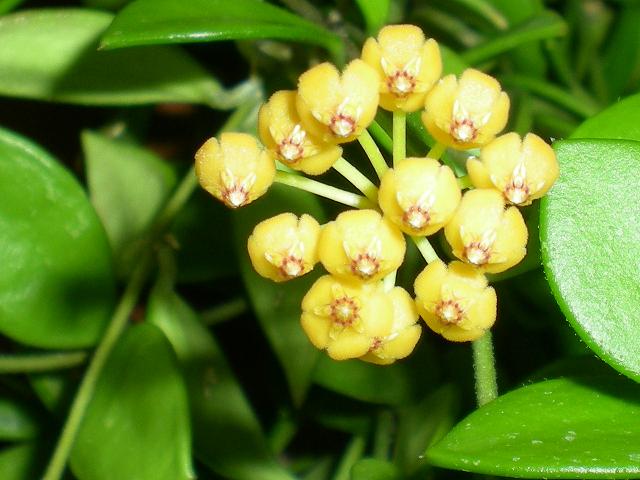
147,275,294,480
0,443,45,480
427,375,640,478
603,6,640,99
70,323,194,480
0,397,39,441
462,11,566,65
350,459,401,480
355,0,390,35
83,130,177,273
100,0,343,61
571,92,640,141
540,139,640,382
233,185,325,406
0,9,227,106
0,126,115,348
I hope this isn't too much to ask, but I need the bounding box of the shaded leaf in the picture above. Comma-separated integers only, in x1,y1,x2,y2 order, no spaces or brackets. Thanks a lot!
602,6,640,99
540,139,640,382
0,443,46,480
0,396,40,441
427,375,640,478
0,126,115,348
570,92,640,141
355,0,390,35
350,458,401,480
70,323,194,480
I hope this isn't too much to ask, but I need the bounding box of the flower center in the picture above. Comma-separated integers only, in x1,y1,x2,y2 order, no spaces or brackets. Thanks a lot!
464,241,491,266
503,163,529,205
435,299,465,324
402,205,431,230
279,255,305,279
369,337,383,352
350,252,380,279
387,70,416,97
222,184,249,208
330,296,360,327
330,113,356,138
277,125,306,163
450,117,478,143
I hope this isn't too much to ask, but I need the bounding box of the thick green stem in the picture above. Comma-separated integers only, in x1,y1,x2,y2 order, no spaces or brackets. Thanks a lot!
411,236,439,264
0,351,87,374
358,130,389,179
368,121,393,153
332,157,378,202
333,435,366,480
392,111,406,167
427,142,447,160
472,331,498,406
201,297,248,326
274,171,374,209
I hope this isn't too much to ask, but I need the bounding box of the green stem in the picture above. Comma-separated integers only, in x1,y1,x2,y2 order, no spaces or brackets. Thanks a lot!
268,410,297,455
333,435,366,480
332,157,378,203
368,121,393,153
0,351,87,374
201,297,248,326
457,175,472,189
358,130,389,179
373,410,393,460
274,171,374,209
427,142,447,160
41,255,152,480
392,111,406,167
472,331,498,406
411,236,439,264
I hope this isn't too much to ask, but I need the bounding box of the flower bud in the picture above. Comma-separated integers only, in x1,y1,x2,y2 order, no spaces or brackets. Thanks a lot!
467,132,559,206
414,260,496,342
360,287,421,365
259,90,343,175
361,24,442,112
422,69,510,150
378,157,461,236
296,60,379,144
444,189,527,274
247,213,321,282
301,275,393,360
195,132,275,208
318,209,406,283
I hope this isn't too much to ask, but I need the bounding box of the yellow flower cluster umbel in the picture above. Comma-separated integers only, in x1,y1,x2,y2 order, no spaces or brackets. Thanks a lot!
195,24,559,362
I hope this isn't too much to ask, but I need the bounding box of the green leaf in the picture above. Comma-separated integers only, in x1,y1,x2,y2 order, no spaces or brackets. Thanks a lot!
354,0,390,35
147,276,295,480
0,0,24,14
0,126,115,348
603,5,640,99
0,443,45,480
0,396,39,441
540,139,640,382
350,459,401,480
427,375,640,478
83,130,177,274
571,92,640,141
0,9,227,106
233,185,325,406
100,0,343,61
461,11,566,65
70,323,194,480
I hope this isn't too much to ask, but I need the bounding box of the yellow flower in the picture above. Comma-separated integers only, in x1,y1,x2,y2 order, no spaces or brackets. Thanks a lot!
301,275,393,360
195,132,275,208
414,260,496,342
467,132,559,206
361,24,442,112
296,60,379,144
422,69,510,150
318,209,406,283
247,213,321,282
258,90,343,175
360,287,422,365
444,189,527,274
378,157,461,236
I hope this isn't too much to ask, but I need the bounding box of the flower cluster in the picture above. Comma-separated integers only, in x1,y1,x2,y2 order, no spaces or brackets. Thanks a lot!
195,24,559,363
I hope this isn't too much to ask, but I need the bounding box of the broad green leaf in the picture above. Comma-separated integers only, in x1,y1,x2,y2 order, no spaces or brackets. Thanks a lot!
0,443,44,480
350,459,401,480
147,276,295,480
355,0,390,35
427,375,640,478
443,0,508,30
461,11,566,65
233,185,325,406
0,0,24,14
29,372,77,417
100,0,343,61
83,0,130,9
0,9,227,106
603,6,640,99
83,130,177,274
571,92,640,141
70,323,194,480
0,126,115,348
540,139,640,382
0,397,39,441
